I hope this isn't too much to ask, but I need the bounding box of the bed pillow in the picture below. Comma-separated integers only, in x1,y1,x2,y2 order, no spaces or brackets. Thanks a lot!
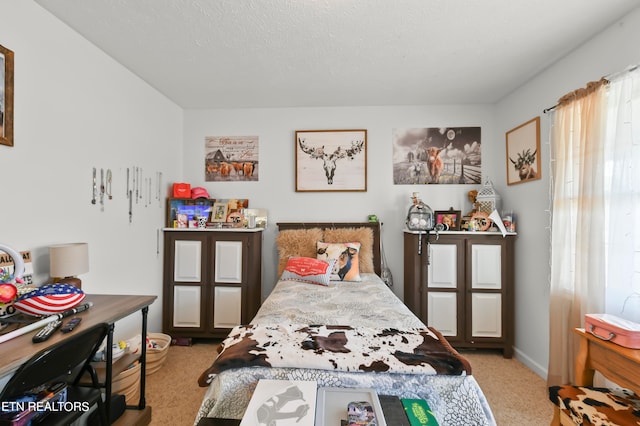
316,241,362,281
280,257,337,286
322,227,374,273
276,228,324,276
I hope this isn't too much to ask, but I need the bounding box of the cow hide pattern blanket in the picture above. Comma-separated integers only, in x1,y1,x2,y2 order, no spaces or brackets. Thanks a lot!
198,324,471,387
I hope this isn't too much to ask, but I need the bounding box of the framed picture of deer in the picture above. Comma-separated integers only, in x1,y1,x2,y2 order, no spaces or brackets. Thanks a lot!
295,129,367,192
506,116,541,185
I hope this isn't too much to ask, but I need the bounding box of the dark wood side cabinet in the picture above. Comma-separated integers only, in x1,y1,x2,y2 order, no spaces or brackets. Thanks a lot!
404,231,516,358
162,229,262,339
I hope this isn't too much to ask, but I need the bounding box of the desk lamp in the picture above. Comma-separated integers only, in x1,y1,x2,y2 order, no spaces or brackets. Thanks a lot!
49,243,89,289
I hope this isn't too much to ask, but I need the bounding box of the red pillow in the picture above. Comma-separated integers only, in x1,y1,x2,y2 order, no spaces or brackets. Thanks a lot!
13,284,85,316
280,257,336,286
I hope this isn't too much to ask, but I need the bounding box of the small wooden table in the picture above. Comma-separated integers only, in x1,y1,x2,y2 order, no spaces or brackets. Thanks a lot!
573,327,640,394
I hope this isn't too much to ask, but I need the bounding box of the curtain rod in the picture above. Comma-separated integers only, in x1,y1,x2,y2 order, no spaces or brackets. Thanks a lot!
542,63,638,114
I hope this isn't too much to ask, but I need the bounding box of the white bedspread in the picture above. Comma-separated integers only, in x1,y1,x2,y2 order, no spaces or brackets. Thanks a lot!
194,274,497,426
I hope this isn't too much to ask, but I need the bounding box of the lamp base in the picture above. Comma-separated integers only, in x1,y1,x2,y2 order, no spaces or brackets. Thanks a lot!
54,276,82,289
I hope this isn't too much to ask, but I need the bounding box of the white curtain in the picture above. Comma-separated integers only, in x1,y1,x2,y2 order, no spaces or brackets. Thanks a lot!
548,67,640,386
604,66,640,321
547,80,608,387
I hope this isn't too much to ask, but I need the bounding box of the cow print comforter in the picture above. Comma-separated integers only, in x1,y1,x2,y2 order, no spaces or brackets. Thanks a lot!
198,323,471,387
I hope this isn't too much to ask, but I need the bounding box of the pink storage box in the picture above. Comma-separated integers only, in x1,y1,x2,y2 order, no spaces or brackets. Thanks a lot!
584,313,640,349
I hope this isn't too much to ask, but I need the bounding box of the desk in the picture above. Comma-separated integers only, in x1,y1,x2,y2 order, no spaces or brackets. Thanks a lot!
0,294,157,425
573,327,640,394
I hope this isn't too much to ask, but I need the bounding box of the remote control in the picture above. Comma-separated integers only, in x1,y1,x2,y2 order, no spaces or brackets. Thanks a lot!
32,320,62,343
60,317,82,333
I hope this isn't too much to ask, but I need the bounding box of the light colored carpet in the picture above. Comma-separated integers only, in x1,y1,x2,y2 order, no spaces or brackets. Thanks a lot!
145,340,219,426
460,349,555,425
144,343,555,426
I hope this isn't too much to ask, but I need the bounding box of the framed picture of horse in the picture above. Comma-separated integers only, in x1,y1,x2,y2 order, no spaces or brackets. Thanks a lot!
295,129,367,192
506,116,541,185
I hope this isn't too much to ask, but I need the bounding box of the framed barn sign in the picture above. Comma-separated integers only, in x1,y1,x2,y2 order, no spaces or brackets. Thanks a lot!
295,129,367,192
506,117,541,185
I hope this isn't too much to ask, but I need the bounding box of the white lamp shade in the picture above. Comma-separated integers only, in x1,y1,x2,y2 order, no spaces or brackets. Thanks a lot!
49,243,89,278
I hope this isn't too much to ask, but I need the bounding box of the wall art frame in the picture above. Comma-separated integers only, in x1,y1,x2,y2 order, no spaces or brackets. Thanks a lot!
0,44,14,147
295,129,367,192
435,209,462,231
506,116,541,185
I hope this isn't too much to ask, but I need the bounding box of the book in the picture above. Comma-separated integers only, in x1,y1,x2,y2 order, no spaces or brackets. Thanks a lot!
240,379,317,426
401,399,439,426
379,395,411,426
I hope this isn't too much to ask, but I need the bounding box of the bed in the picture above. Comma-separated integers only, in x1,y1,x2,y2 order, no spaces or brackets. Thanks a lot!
194,222,496,426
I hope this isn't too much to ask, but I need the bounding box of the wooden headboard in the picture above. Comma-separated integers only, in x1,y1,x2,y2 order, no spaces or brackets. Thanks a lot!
276,222,382,276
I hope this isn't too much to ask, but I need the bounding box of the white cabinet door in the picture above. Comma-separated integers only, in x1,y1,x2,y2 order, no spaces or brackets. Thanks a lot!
173,286,201,327
470,244,502,290
428,292,457,336
428,244,458,288
174,240,202,282
214,241,243,283
213,286,242,328
471,293,502,338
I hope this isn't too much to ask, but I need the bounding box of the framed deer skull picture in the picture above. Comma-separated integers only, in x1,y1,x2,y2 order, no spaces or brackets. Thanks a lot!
506,116,541,185
295,129,367,192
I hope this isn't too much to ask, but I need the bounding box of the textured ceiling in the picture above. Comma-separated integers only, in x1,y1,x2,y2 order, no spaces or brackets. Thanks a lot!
35,0,639,109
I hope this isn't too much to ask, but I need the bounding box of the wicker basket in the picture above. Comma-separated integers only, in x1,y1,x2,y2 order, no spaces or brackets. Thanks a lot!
146,332,171,375
112,362,141,405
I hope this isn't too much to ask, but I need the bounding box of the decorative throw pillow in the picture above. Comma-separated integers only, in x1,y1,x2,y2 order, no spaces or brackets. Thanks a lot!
280,257,337,286
316,241,362,281
322,227,374,273
13,283,85,316
276,228,324,276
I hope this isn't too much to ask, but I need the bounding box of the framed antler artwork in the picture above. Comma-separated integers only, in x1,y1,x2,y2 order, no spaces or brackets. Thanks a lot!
295,129,367,192
506,116,541,185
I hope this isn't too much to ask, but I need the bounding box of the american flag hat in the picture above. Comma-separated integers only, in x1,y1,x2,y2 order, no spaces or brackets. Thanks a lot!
13,284,85,316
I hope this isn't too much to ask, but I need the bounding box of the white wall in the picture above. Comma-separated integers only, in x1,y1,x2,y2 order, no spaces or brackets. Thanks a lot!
495,7,640,377
0,1,183,340
183,105,496,300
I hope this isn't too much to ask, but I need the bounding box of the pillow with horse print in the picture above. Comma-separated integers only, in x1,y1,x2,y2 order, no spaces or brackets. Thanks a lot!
281,257,337,286
316,241,362,282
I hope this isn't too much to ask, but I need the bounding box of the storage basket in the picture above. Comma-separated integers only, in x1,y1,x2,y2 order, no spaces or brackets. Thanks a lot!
112,361,141,405
146,332,171,375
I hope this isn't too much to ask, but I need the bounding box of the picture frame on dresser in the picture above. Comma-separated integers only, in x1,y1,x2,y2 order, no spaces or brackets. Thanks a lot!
295,129,367,192
211,202,228,223
0,44,14,147
434,209,461,231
